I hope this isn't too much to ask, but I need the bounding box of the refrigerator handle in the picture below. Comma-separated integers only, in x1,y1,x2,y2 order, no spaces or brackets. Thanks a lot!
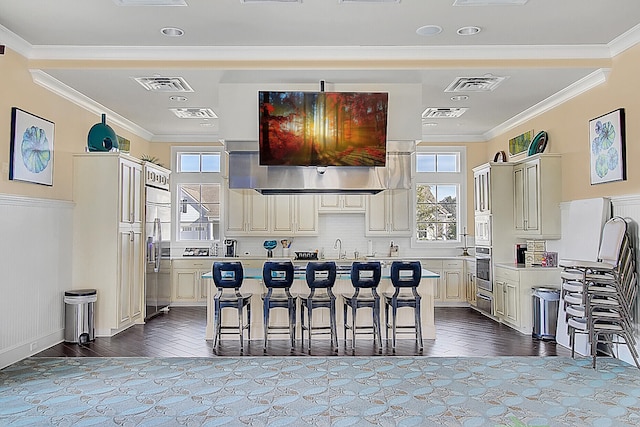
154,218,161,272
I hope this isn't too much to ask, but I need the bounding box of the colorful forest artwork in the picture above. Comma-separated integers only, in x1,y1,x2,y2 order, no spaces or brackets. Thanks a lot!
259,91,388,166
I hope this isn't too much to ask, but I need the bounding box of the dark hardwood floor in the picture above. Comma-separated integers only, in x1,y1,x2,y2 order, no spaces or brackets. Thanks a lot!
33,306,570,358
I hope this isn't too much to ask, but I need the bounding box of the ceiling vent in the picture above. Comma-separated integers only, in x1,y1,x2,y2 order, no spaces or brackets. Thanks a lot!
134,77,194,92
422,108,468,119
113,0,187,5
170,108,218,119
445,75,507,92
240,0,301,3
453,0,528,5
339,0,400,3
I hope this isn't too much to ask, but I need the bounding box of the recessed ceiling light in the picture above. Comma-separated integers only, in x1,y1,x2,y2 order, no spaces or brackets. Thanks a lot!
422,122,438,127
450,95,469,101
200,122,215,127
169,96,188,102
161,27,184,37
416,25,443,36
457,26,481,36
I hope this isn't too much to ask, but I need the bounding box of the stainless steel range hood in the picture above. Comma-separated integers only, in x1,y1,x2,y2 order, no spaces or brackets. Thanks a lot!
226,140,415,195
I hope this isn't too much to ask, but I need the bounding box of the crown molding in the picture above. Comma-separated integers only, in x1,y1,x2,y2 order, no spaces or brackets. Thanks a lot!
0,24,31,57
29,70,154,141
421,134,487,143
150,134,221,143
609,23,640,57
484,68,610,141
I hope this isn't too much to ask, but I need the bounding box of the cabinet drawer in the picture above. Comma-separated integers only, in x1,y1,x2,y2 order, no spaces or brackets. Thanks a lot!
443,259,463,269
422,260,443,270
172,259,211,269
495,267,519,282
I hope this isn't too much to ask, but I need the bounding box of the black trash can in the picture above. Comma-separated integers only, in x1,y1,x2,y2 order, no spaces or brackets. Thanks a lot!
64,289,97,344
532,287,560,340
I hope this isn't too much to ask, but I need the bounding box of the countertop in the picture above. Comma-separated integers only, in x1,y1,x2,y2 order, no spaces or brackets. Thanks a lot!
494,262,561,271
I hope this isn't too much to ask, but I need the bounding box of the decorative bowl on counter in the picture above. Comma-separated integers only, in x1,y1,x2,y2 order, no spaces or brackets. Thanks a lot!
263,240,277,250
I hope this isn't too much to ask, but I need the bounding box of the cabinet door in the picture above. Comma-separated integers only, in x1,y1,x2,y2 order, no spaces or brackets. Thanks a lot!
474,169,490,213
130,229,143,319
443,269,463,301
319,195,340,210
295,194,318,234
388,189,412,235
494,280,505,317
247,192,270,234
504,281,519,326
225,189,247,234
119,160,142,225
173,269,198,301
524,161,540,231
343,195,365,211
118,231,133,325
513,165,525,231
365,192,388,235
272,195,294,234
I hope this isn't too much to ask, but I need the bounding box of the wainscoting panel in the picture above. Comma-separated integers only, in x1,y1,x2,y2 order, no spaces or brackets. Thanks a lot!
0,194,74,369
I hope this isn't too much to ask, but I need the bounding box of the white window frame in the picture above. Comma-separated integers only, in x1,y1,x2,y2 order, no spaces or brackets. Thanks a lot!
411,146,467,249
171,146,224,246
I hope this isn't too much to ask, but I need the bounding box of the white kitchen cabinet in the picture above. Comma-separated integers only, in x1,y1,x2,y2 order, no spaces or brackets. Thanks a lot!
471,162,514,263
513,154,562,239
365,189,412,237
423,259,465,305
318,194,365,213
494,264,561,334
72,153,144,336
171,259,211,304
272,194,319,235
224,189,270,235
465,260,477,306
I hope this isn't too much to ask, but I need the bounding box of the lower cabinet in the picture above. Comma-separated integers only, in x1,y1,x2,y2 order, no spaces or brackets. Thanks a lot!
118,229,144,328
465,260,477,307
171,259,212,305
423,259,465,305
493,265,561,334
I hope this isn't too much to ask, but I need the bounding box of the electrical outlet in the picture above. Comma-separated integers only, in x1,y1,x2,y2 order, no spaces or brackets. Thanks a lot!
30,341,37,351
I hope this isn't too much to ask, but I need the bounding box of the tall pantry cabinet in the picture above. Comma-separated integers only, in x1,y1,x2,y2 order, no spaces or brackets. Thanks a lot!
72,153,144,337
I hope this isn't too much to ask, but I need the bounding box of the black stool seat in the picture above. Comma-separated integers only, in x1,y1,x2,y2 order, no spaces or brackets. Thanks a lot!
383,260,423,351
300,261,338,352
342,261,382,353
262,261,296,351
212,261,252,352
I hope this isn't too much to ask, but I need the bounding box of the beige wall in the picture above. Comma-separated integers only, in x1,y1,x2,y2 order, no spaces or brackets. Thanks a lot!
0,49,151,201
486,44,640,202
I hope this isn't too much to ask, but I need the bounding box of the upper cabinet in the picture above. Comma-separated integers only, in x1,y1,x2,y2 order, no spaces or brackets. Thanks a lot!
318,194,365,213
365,189,412,237
513,154,561,239
473,166,491,214
225,189,318,236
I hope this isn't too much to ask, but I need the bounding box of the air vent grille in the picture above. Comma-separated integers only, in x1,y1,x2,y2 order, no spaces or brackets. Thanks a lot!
339,0,400,3
170,108,218,119
113,0,187,5
134,77,194,92
445,76,507,92
240,0,301,3
453,0,528,5
422,108,468,119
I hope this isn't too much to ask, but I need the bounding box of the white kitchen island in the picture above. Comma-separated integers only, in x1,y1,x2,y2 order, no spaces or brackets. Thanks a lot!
203,260,440,343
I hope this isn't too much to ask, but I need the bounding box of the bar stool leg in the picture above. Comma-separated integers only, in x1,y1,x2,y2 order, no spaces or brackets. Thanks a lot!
237,301,244,352
289,298,296,350
415,299,423,350
343,303,348,348
307,301,313,352
263,297,270,352
213,299,221,349
392,301,398,351
351,304,357,351
330,299,338,350
375,299,382,354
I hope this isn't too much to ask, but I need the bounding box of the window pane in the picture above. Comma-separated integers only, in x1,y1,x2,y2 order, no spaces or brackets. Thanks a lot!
180,154,200,172
415,183,459,242
202,154,221,172
177,184,220,241
416,154,436,172
437,154,458,172
436,185,457,202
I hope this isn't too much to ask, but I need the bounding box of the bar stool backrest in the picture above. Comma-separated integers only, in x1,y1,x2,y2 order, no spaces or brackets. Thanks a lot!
263,261,295,289
213,261,244,290
390,261,422,288
351,261,381,289
306,261,337,289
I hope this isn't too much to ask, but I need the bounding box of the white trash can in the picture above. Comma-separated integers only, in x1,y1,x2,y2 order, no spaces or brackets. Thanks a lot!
532,287,560,340
64,289,97,344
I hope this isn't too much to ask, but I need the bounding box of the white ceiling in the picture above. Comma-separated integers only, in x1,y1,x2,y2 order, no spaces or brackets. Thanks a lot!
1,0,640,143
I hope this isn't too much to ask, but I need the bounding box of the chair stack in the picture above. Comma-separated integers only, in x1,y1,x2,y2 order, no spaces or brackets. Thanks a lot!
559,216,639,369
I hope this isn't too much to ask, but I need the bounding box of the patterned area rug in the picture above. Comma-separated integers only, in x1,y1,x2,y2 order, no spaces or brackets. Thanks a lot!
1,356,639,426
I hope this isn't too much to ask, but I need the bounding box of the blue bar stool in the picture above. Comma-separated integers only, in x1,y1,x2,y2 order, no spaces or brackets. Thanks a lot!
262,261,296,351
212,261,252,352
384,261,423,352
300,261,338,352
343,261,382,353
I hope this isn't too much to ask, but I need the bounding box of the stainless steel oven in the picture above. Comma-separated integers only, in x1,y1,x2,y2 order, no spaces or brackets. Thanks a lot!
475,246,492,293
476,292,493,315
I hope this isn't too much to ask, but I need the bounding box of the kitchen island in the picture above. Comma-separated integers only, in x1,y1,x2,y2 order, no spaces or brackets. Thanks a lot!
202,259,440,343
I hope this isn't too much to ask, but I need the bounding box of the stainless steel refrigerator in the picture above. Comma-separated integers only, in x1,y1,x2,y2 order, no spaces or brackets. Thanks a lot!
144,166,172,320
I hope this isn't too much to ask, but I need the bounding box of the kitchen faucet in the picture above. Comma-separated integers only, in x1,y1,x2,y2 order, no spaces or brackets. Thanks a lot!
333,238,345,259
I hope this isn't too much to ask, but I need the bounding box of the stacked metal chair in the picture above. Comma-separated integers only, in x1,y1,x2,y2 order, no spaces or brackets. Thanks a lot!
559,216,639,369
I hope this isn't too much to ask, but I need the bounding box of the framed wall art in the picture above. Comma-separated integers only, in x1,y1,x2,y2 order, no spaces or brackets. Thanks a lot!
508,129,534,158
9,108,55,186
589,108,626,185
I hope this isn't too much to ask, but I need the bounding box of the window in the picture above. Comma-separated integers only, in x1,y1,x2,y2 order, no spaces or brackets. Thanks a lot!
413,148,466,244
178,152,221,173
172,147,224,242
177,183,221,241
